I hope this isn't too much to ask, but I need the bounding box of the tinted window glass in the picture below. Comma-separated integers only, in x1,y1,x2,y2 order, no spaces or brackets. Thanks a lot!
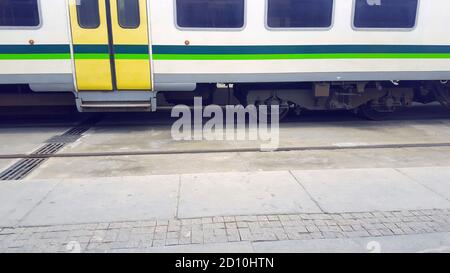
117,0,140,29
176,0,245,28
77,0,100,29
0,0,40,27
354,0,418,28
267,0,333,28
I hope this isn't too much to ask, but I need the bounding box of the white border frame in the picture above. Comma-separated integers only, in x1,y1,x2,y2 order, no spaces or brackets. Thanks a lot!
173,0,247,32
264,0,335,31
351,0,420,32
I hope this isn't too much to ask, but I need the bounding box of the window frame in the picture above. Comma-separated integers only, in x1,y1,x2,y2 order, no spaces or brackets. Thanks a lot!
351,0,420,31
265,0,335,31
0,0,43,30
174,0,247,31
117,0,141,29
77,0,101,29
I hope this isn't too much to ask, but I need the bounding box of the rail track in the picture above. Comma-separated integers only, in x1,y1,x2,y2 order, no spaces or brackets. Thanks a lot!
1,142,450,160
1,105,450,180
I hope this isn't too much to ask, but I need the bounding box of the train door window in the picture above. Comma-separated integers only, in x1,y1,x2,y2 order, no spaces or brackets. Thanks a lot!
117,0,140,29
0,0,40,27
176,0,245,29
267,0,334,28
77,0,101,29
353,0,418,29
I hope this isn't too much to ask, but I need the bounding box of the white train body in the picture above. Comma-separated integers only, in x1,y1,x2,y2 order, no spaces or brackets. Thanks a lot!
151,0,450,83
0,0,449,115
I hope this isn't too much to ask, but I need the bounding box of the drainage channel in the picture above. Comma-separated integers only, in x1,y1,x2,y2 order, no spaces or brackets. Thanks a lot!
0,115,102,181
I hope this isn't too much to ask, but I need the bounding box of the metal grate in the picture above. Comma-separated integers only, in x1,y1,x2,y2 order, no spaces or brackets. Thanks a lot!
0,115,102,181
57,115,102,137
0,158,46,180
33,143,66,155
62,126,90,136
0,143,65,181
45,135,81,144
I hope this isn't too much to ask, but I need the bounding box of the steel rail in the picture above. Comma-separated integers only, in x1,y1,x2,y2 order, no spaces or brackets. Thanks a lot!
1,142,450,159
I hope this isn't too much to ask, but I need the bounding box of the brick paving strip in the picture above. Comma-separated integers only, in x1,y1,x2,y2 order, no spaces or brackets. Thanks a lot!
0,209,449,253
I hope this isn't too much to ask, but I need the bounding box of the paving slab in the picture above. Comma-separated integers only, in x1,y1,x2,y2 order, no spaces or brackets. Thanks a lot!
0,179,61,227
123,242,254,253
27,153,252,180
291,168,450,213
252,232,450,253
349,232,450,253
397,167,450,201
0,127,70,155
20,175,179,226
253,238,364,253
28,147,450,179
177,171,321,218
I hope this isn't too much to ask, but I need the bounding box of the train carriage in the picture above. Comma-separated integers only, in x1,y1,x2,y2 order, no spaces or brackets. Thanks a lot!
1,0,450,119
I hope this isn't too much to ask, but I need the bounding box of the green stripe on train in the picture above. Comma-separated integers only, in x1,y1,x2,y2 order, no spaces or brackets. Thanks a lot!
152,53,450,60
0,53,71,60
73,53,110,60
3,44,450,60
115,53,149,60
0,53,150,60
152,45,450,55
73,53,149,60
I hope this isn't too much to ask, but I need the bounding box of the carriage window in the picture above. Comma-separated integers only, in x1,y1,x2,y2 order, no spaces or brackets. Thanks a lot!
77,0,101,29
354,0,418,29
0,0,40,27
267,0,334,28
117,0,140,29
176,0,245,28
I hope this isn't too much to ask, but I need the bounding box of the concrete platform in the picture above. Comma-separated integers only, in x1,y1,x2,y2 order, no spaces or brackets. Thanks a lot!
0,179,61,227
1,167,450,253
1,167,448,228
274,119,450,149
0,127,70,155
0,159,14,173
27,146,450,179
292,168,450,213
55,119,450,154
20,176,180,226
398,167,450,201
252,233,450,253
177,171,321,218
133,242,254,253
61,125,250,154
28,152,252,179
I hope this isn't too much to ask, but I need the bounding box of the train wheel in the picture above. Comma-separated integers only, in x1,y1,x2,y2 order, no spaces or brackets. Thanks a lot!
357,103,394,121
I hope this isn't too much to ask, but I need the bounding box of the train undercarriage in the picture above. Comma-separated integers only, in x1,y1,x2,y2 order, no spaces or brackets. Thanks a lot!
1,80,450,120
233,80,450,120
162,80,450,120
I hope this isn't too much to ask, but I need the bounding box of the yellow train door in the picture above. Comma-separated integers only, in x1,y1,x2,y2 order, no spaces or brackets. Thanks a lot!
68,0,152,91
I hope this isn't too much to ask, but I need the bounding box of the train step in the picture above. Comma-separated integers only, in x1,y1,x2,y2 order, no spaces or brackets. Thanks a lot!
75,91,157,112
